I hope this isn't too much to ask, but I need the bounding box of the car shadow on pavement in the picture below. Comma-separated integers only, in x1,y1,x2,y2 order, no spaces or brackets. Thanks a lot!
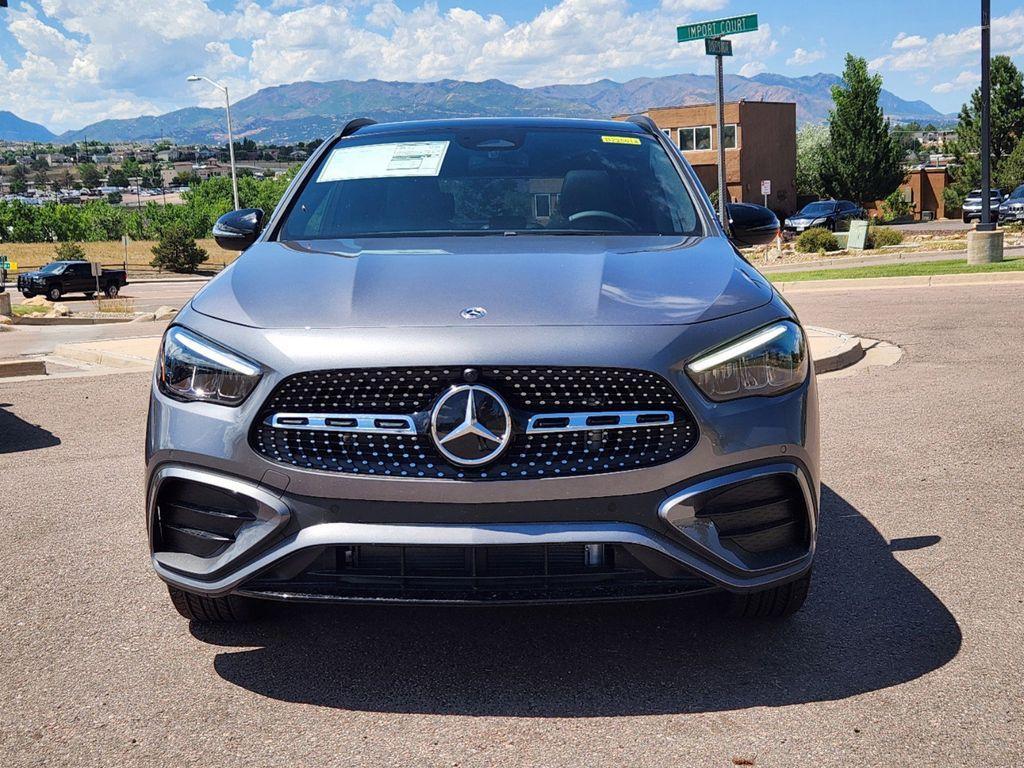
191,484,962,716
0,403,61,454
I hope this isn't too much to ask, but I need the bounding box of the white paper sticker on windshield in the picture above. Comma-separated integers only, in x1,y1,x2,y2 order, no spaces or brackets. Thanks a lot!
316,141,450,182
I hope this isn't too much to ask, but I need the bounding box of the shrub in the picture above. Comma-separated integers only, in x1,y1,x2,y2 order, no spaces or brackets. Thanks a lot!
150,224,209,273
54,241,87,261
881,189,912,222
795,227,839,253
867,226,903,248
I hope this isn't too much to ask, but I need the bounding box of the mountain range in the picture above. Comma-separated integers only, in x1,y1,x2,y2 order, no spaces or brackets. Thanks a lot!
4,73,953,145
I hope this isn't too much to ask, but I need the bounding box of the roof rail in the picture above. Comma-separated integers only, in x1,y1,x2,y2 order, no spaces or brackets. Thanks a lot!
339,117,376,138
625,114,661,137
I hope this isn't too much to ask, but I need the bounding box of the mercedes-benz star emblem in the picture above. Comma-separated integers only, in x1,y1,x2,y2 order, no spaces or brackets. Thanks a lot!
460,306,487,320
430,384,511,467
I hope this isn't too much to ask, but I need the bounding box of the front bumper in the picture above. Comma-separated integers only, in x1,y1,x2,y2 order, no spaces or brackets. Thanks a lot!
999,207,1024,222
149,457,818,603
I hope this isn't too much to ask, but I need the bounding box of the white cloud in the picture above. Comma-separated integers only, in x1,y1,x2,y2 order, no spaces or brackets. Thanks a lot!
892,32,927,50
786,48,825,67
0,0,782,132
738,61,767,78
931,70,980,94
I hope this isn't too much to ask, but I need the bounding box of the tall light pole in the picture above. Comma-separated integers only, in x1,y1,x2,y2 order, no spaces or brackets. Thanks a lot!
978,0,994,232
187,75,239,211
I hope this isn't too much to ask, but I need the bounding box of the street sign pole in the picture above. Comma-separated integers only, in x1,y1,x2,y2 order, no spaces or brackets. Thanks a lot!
715,50,727,226
677,14,758,229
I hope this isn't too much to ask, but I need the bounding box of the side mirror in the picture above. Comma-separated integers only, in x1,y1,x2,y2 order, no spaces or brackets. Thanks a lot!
726,202,779,247
212,208,265,251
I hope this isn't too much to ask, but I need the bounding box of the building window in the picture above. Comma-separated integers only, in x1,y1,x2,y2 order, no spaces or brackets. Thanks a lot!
662,128,674,143
678,126,713,152
723,124,738,149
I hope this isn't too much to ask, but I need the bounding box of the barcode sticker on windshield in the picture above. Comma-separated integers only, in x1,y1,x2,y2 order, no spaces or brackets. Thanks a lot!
601,135,642,146
317,141,450,182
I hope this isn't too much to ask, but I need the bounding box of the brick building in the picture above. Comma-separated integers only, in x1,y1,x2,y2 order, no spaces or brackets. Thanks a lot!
617,100,798,216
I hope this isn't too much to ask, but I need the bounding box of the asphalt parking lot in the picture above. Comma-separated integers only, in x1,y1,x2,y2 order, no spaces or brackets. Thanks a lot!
1,283,1022,767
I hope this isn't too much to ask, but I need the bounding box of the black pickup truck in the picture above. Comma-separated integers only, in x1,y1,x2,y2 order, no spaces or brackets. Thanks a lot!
17,260,128,301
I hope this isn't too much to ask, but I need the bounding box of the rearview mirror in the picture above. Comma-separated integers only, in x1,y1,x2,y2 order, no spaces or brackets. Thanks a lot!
726,203,779,248
213,208,265,251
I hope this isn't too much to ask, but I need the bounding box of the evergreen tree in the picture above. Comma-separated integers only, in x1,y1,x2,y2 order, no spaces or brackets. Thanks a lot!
945,56,1024,207
820,54,906,204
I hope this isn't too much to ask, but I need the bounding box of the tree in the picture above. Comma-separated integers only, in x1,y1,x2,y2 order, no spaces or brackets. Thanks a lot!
8,164,28,194
78,162,102,189
150,224,209,273
945,56,1024,207
998,139,1024,191
820,54,906,204
796,124,831,198
55,241,87,261
107,168,129,188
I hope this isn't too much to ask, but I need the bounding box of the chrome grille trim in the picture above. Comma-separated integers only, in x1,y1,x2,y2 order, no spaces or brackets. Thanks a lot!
266,413,417,435
525,410,674,434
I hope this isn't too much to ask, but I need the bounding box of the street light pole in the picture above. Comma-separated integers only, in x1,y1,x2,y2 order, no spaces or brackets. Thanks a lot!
187,75,240,211
979,0,994,232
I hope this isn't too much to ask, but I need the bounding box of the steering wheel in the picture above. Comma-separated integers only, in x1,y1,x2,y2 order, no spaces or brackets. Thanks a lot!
567,210,637,231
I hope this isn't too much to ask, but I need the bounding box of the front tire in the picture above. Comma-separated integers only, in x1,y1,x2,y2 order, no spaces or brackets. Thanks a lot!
21,291,35,299
47,286,61,302
725,571,811,619
962,213,970,223
167,585,263,622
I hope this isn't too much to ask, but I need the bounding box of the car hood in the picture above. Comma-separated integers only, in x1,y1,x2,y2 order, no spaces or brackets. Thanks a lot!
191,235,773,329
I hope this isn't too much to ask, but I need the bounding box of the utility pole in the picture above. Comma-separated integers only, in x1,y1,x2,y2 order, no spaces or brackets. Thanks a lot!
967,0,1004,263
978,0,994,232
187,75,240,211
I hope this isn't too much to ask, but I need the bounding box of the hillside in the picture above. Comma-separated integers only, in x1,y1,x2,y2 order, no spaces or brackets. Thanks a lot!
8,73,953,145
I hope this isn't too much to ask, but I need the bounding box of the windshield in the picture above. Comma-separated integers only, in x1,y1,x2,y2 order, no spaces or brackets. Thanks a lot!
39,263,66,274
1009,185,1024,200
276,127,702,239
798,202,836,216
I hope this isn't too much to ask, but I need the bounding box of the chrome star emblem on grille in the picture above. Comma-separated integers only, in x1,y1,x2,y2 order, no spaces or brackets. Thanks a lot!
460,306,487,320
430,384,511,466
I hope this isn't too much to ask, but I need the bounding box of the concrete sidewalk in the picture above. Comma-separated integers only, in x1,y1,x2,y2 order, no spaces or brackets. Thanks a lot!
16,325,866,378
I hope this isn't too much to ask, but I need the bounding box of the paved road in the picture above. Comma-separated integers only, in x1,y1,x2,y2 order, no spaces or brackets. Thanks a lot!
6,279,202,313
1,283,1022,767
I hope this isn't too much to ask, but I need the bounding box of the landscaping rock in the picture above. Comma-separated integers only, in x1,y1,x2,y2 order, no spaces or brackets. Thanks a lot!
0,314,12,325
153,305,178,321
47,303,71,317
23,296,53,307
131,312,157,323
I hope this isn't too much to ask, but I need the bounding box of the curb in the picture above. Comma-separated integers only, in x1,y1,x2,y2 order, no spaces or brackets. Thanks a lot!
760,244,1024,275
14,315,136,326
775,271,1024,293
0,359,47,378
805,326,865,373
53,340,158,370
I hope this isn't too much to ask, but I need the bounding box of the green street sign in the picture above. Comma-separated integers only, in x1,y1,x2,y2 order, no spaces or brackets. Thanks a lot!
705,38,733,56
677,14,758,43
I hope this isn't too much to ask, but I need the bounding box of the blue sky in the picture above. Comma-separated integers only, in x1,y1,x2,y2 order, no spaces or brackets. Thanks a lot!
1,0,1022,132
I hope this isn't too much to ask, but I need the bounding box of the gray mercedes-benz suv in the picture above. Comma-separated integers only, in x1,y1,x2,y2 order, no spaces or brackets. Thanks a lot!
147,116,819,621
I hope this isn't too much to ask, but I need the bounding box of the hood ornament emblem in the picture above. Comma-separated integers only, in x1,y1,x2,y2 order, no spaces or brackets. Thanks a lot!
460,306,487,320
430,384,511,467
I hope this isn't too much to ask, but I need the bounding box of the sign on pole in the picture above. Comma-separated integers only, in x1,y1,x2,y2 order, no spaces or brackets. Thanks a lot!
676,13,758,228
760,180,772,196
704,38,733,56
677,14,758,43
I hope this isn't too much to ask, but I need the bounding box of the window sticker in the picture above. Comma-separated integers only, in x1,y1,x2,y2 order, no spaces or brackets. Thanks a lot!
601,135,642,146
317,141,450,182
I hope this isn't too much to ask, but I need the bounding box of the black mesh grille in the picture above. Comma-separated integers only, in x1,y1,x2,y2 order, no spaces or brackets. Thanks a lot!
251,366,699,480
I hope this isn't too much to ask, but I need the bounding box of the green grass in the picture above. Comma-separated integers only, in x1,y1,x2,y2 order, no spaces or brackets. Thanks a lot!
11,304,50,316
770,255,1024,282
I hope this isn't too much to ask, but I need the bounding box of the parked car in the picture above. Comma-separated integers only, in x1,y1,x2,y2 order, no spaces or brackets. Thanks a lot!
726,202,780,246
147,116,818,623
962,189,1005,223
997,185,1024,223
17,260,127,301
783,200,865,233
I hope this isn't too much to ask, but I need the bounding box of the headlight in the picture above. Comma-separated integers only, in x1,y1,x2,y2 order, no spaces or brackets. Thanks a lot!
158,326,261,406
687,321,808,402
